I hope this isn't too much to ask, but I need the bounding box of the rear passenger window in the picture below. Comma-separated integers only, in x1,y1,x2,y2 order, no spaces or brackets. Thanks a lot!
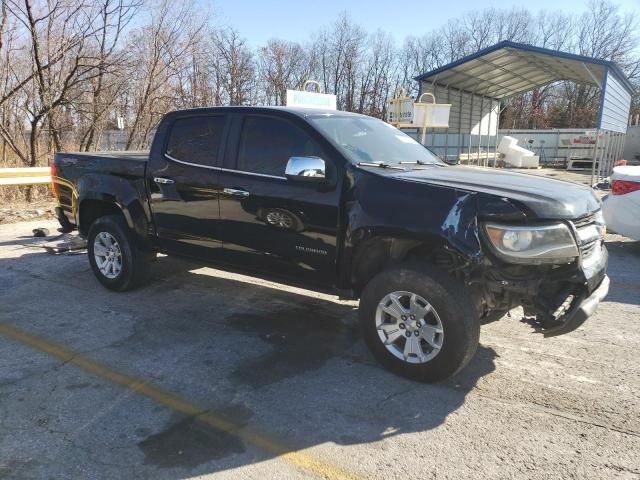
166,116,227,166
237,115,323,176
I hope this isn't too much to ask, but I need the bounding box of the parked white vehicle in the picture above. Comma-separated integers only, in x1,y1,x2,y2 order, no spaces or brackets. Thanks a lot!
602,166,640,241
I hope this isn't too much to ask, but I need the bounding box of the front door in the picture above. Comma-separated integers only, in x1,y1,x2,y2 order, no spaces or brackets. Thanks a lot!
148,113,229,257
216,113,341,285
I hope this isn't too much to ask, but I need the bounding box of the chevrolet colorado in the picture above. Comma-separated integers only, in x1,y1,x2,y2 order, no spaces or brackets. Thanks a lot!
52,106,609,382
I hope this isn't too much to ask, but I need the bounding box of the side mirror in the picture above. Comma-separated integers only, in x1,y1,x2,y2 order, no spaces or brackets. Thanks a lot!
285,156,326,183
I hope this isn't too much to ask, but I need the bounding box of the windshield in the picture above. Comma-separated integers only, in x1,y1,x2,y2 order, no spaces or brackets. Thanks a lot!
310,115,443,166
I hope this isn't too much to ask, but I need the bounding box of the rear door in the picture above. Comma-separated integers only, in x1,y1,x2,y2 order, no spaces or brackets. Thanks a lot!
216,113,342,285
148,113,229,257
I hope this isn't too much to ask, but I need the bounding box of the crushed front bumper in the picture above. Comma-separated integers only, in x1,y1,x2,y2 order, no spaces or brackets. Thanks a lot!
543,274,610,337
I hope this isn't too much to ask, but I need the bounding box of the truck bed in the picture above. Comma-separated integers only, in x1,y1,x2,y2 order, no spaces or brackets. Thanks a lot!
54,151,149,178
53,150,150,228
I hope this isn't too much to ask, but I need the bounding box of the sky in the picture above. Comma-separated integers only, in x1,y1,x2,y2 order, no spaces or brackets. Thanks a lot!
207,0,640,47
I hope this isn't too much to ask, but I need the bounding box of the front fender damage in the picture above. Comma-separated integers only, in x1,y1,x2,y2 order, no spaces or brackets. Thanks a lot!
443,194,608,337
439,192,483,262
344,172,607,337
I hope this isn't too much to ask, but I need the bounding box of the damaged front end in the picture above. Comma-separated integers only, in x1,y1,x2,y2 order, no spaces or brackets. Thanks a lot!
471,211,609,337
536,272,609,337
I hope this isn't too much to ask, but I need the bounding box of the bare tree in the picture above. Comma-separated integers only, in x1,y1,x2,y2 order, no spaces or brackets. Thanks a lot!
258,39,307,105
310,12,368,110
77,0,141,151
210,27,255,106
0,0,111,198
0,0,638,202
358,30,396,117
124,0,204,149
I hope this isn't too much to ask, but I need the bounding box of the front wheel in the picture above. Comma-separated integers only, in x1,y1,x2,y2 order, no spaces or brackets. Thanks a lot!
87,214,151,291
359,265,479,382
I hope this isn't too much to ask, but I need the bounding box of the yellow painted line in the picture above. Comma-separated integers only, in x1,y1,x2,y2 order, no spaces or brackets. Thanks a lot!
0,323,359,480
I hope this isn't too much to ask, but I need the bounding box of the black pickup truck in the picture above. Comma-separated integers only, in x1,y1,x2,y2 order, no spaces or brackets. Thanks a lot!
52,106,609,382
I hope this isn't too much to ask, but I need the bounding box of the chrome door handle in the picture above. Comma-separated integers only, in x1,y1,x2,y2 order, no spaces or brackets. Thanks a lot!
154,177,175,185
223,188,250,198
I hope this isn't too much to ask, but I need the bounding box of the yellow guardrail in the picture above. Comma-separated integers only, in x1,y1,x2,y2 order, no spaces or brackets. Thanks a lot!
0,167,51,186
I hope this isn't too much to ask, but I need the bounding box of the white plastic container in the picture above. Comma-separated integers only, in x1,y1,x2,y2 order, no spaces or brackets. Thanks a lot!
386,92,451,129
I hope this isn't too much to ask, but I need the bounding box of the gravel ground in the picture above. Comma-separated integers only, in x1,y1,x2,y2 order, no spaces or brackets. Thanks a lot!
0,200,56,225
0,219,639,480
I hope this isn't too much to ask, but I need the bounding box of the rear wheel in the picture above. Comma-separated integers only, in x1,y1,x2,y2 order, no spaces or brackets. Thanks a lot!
87,214,151,291
359,265,479,382
55,207,74,233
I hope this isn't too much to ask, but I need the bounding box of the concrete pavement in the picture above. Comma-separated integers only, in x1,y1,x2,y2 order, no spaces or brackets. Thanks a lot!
1,219,639,479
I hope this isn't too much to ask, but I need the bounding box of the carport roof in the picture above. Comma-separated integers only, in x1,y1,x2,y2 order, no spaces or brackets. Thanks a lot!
414,41,635,99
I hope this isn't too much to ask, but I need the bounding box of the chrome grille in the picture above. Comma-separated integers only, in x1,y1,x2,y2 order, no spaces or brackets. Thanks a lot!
580,239,598,257
573,213,596,229
571,211,602,261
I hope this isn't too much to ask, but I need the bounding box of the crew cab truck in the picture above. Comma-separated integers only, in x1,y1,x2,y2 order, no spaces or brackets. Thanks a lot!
52,106,610,382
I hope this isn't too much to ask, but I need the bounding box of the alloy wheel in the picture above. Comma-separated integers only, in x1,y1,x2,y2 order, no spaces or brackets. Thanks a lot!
93,231,123,279
375,291,444,364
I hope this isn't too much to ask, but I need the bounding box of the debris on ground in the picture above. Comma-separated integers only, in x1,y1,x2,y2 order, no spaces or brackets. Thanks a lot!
32,227,50,237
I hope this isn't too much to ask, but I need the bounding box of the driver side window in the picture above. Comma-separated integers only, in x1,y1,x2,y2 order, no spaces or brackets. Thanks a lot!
237,115,323,176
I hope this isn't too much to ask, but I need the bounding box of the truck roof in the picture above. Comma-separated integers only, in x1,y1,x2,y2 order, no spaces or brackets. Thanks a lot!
165,105,367,119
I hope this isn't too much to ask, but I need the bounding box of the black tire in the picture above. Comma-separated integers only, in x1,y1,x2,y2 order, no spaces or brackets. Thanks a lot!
359,264,480,382
87,214,150,291
55,207,74,233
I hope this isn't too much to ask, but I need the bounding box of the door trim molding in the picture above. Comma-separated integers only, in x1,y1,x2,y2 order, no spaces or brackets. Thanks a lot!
164,153,287,180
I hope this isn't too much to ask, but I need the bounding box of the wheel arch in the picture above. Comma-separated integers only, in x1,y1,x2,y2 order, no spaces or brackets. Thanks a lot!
347,231,473,295
78,199,126,236
75,174,151,241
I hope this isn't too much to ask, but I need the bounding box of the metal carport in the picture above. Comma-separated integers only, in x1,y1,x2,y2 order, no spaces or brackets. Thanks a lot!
413,40,634,183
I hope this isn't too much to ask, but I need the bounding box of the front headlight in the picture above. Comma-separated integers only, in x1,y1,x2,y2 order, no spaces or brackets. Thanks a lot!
484,223,579,264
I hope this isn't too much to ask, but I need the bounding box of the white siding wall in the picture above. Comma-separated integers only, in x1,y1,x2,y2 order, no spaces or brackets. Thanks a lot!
599,70,632,133
421,84,499,136
414,83,500,162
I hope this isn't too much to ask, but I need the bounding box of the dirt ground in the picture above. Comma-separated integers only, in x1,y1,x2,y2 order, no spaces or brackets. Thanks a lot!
0,199,56,225
0,218,638,480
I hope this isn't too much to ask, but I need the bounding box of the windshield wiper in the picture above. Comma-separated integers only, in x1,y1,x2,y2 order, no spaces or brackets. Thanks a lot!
356,161,405,170
399,160,445,167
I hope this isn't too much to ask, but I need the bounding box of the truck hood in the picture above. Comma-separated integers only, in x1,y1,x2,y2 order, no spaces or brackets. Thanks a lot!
389,166,601,219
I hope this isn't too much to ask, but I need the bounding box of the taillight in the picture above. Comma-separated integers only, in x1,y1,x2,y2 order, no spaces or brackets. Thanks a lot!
50,163,59,198
612,179,640,195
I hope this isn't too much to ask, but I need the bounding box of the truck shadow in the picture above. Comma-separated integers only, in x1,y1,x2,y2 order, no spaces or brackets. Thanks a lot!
0,246,497,479
125,255,499,474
